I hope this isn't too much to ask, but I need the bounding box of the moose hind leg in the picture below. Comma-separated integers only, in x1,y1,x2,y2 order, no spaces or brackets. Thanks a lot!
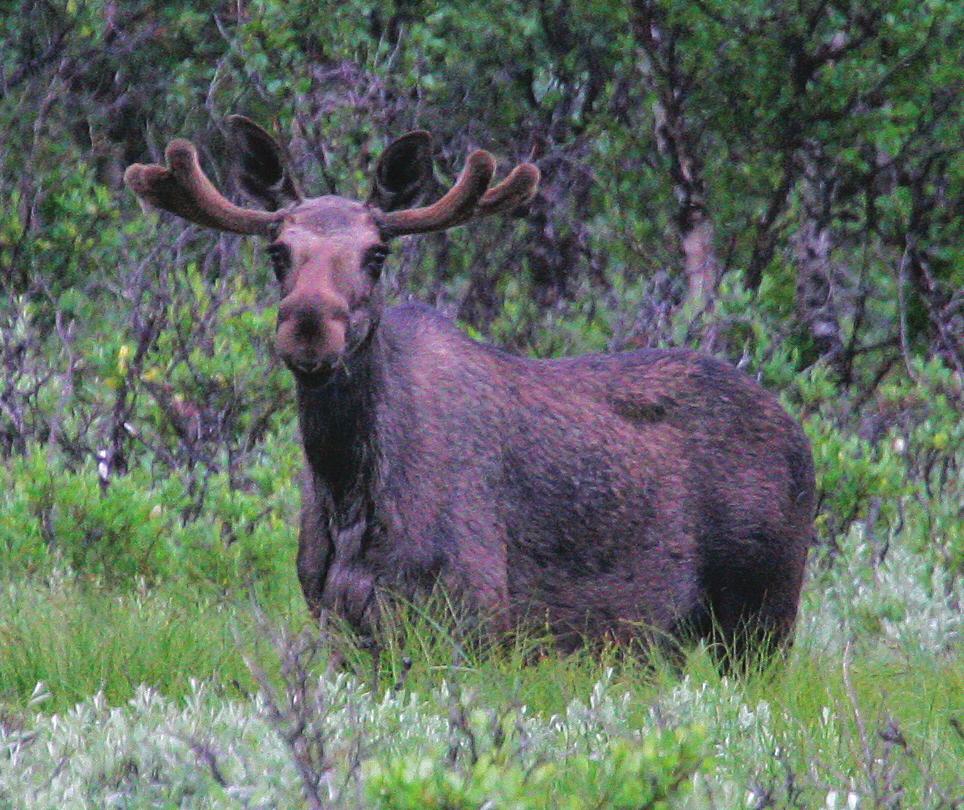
702,536,804,671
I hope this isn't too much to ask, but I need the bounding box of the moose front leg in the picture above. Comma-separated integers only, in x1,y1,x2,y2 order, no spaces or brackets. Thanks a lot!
449,526,512,636
297,474,331,620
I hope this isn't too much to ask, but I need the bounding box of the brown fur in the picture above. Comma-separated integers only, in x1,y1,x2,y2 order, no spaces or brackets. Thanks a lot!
126,117,815,661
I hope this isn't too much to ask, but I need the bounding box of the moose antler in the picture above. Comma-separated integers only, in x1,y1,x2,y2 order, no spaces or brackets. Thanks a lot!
124,139,282,235
125,126,539,238
378,150,539,237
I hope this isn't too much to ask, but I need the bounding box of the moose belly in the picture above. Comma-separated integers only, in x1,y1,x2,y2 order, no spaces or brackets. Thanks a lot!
501,442,701,642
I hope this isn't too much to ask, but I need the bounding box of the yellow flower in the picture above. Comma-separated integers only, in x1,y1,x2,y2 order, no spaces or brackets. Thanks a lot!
117,343,132,374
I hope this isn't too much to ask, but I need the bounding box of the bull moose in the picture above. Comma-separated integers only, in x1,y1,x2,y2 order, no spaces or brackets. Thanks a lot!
124,117,815,662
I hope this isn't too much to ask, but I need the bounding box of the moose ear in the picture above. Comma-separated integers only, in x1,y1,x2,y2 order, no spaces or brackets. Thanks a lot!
369,130,434,212
225,115,303,211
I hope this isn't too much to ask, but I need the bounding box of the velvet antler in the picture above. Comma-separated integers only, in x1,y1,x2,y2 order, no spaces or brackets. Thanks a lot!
477,163,541,216
378,150,539,237
124,139,283,235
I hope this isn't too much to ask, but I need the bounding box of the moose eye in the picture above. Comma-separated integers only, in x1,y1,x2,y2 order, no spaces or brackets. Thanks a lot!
266,242,291,282
364,244,390,278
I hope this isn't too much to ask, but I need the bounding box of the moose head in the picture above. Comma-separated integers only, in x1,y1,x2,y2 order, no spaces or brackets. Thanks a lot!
124,117,539,382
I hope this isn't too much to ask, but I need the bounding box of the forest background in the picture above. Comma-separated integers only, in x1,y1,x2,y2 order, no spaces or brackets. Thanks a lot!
0,1,960,807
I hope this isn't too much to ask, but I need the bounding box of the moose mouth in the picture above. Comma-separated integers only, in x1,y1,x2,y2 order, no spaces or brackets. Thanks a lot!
286,358,339,388
285,319,378,389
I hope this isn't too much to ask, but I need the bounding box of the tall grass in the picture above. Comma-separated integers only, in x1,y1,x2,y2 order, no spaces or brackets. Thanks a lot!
1,487,959,807
0,572,309,712
0,549,960,807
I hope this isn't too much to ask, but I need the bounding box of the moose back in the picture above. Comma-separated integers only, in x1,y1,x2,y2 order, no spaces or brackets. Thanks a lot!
125,117,815,660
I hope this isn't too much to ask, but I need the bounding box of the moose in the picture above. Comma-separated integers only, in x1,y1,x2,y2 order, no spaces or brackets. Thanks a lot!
125,117,815,662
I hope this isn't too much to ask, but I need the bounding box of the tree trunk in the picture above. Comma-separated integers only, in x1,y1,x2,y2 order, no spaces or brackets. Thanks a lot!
632,1,721,308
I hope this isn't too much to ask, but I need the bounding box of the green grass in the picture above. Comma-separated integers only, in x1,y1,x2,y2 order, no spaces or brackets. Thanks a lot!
0,558,960,807
0,572,307,712
0,501,959,806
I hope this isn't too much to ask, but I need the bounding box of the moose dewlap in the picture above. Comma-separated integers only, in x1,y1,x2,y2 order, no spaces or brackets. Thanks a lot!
125,117,815,662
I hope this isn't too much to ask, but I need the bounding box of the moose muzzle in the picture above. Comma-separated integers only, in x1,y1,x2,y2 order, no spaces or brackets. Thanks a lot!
276,293,349,376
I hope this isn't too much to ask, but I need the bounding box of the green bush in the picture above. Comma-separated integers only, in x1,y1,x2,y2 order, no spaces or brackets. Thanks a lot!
365,729,706,809
0,441,297,594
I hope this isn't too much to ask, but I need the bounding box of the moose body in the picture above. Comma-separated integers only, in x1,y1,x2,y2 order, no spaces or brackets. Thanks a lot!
296,302,813,652
125,117,814,658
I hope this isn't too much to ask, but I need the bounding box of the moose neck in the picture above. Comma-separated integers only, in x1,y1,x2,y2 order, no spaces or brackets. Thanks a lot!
295,328,382,512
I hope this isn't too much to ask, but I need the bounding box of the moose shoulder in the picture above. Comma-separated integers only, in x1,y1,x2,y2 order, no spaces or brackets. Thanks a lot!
125,117,815,663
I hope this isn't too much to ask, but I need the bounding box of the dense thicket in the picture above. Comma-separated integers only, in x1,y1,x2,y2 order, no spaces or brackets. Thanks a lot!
0,0,957,601
1,0,960,615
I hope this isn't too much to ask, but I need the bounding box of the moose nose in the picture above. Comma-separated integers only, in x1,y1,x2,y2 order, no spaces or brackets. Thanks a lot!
278,296,349,333
276,294,350,372
280,300,322,340
279,297,316,331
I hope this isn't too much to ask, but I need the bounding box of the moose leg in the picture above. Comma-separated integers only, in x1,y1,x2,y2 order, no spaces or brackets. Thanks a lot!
296,527,330,620
297,473,331,620
445,533,511,639
704,535,806,670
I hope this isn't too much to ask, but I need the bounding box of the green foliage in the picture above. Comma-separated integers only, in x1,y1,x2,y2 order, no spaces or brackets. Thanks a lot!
0,440,297,591
0,573,295,711
0,578,958,807
365,729,706,809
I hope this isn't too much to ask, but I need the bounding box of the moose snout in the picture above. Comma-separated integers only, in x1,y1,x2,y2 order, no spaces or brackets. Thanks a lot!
276,294,349,374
